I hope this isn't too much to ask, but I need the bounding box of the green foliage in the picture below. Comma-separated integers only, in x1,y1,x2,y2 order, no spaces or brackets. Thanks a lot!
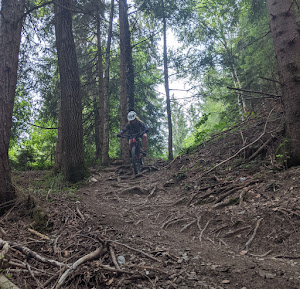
9,121,57,170
183,98,237,151
10,86,32,146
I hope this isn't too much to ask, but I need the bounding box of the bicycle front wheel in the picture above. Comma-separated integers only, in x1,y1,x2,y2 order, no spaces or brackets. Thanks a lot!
131,146,141,174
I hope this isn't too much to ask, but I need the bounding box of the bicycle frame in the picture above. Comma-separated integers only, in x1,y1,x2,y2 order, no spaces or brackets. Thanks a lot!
118,132,144,174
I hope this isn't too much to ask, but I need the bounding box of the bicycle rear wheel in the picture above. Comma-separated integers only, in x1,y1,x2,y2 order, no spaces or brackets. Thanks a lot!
131,146,141,174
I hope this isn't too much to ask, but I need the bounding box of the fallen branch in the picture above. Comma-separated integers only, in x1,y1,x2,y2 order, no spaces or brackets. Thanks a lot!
196,107,275,179
248,137,273,161
0,239,65,268
28,228,50,240
227,86,281,98
55,246,104,289
245,218,263,251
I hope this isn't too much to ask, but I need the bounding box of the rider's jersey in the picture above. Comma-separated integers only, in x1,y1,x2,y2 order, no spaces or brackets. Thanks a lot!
121,120,148,136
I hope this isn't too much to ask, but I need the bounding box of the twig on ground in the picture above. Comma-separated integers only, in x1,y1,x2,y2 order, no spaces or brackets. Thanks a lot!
180,219,197,233
199,220,211,242
163,218,189,229
245,218,263,251
109,243,120,270
147,185,157,199
111,240,161,263
75,202,85,221
172,196,188,206
160,214,176,229
249,250,273,258
219,239,228,247
28,228,50,240
223,226,251,238
26,262,44,289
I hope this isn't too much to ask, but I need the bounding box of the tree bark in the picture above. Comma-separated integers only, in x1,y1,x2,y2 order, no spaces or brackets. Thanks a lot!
102,0,115,166
0,0,25,212
267,0,300,165
96,13,104,163
162,0,173,161
54,0,87,182
119,0,134,163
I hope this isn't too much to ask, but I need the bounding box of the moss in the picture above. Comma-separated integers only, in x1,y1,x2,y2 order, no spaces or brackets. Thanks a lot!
32,206,53,233
276,138,291,168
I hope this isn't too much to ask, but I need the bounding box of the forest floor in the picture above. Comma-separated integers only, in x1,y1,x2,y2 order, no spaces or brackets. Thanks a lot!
2,112,300,289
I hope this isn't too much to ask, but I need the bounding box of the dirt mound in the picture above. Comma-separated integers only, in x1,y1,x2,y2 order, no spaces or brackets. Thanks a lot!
1,113,300,288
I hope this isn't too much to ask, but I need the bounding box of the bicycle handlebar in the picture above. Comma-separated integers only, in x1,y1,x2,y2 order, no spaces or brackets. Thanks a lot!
117,131,146,139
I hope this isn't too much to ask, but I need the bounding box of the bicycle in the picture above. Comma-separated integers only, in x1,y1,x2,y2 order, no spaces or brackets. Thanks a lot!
118,132,145,174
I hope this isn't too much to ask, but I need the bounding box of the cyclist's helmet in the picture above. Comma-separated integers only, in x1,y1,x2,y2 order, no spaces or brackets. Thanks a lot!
127,111,137,121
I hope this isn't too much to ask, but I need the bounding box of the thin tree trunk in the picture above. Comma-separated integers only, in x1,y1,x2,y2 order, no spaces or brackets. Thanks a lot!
162,0,173,161
267,0,300,166
54,0,87,182
221,37,245,119
102,0,115,166
97,13,104,163
94,94,101,160
119,0,134,163
0,0,25,212
54,100,62,172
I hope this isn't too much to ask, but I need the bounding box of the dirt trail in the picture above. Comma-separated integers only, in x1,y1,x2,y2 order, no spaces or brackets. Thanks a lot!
77,161,300,289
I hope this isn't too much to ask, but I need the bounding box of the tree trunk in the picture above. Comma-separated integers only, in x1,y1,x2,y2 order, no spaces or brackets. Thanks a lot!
96,13,104,163
102,0,115,166
267,0,300,166
94,94,101,160
0,0,25,212
54,0,87,182
119,0,134,163
162,0,173,161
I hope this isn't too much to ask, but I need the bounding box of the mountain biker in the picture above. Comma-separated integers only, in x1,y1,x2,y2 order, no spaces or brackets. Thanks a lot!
118,111,148,156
